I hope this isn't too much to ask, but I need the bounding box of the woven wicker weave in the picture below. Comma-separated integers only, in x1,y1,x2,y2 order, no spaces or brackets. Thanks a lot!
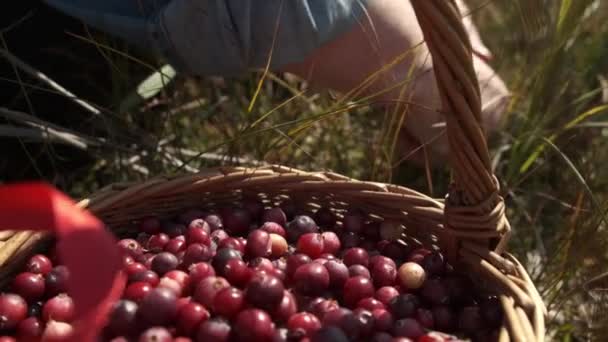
0,1,546,341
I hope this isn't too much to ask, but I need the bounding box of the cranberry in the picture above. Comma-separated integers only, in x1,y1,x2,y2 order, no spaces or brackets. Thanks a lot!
272,328,289,342
186,225,211,245
306,298,338,320
158,277,183,296
398,262,426,290
139,326,172,342
25,255,52,275
136,232,151,247
162,221,187,238
107,300,138,336
414,307,434,329
286,254,312,279
263,207,288,227
260,222,286,237
480,295,503,329
310,326,348,342
165,270,191,294
182,243,213,267
139,287,178,326
297,233,324,259
42,294,74,322
375,286,400,305
188,262,215,285
273,290,298,323
371,308,393,331
213,287,244,318
270,234,288,258
314,207,336,228
348,264,371,279
129,270,160,286
12,272,45,302
140,217,161,234
433,305,455,332
234,309,275,341
343,276,374,307
194,276,230,308
218,237,244,254
324,260,349,289
293,263,330,296
16,316,43,340
117,239,143,259
370,332,393,342
357,297,385,311
287,312,321,337
389,294,420,319
125,262,147,275
343,209,365,233
123,282,153,303
212,248,243,272
287,215,318,242
245,274,284,311
382,241,407,261
370,259,397,288
421,278,450,305
197,318,231,342
392,318,424,339
349,308,375,338
322,307,352,327
165,238,187,254
223,259,251,287
222,207,252,234
421,252,445,276
339,232,360,249
249,257,274,273
150,252,179,276
176,302,210,336
247,229,272,258
204,214,223,231
44,266,69,297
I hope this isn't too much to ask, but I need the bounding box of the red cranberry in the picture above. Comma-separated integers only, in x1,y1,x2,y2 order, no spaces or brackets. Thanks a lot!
245,274,284,311
129,270,160,286
314,207,336,228
125,262,147,275
323,260,349,289
392,318,424,339
42,294,74,322
25,255,52,275
263,207,288,227
371,308,393,331
139,326,172,342
211,287,243,319
223,259,251,287
247,230,272,258
343,209,365,233
293,263,330,296
140,217,161,234
339,232,360,249
186,225,211,245
287,312,321,337
165,270,191,294
322,307,352,327
357,297,385,311
348,265,371,279
222,207,252,234
150,252,179,276
176,302,210,336
320,231,340,255
273,290,298,323
44,266,69,297
433,305,455,332
349,308,375,338
234,309,275,341
389,294,420,319
421,278,450,305
197,318,231,342
123,282,152,303
270,234,288,258
182,243,213,267
107,300,138,336
421,252,445,276
287,216,318,242
187,217,211,234
218,237,244,254
158,277,183,296
398,262,426,290
310,326,348,342
210,229,229,245
343,248,369,267
139,287,178,325
194,276,230,308
165,238,187,254
249,257,274,273
286,254,312,279
260,222,286,237
188,262,215,285
16,316,43,340
0,294,27,329
375,286,399,305
212,248,243,272
370,260,397,288
117,239,143,258
42,320,73,341
204,214,223,231
297,233,324,259
343,276,374,307
12,272,45,302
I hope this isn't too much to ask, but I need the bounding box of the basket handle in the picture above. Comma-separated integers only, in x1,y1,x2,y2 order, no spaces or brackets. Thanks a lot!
410,1,510,260
0,183,125,342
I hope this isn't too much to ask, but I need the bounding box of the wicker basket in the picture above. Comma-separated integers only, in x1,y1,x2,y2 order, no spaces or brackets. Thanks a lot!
0,1,546,341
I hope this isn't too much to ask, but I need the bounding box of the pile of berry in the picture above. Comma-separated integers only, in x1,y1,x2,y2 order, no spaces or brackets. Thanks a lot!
0,200,503,341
